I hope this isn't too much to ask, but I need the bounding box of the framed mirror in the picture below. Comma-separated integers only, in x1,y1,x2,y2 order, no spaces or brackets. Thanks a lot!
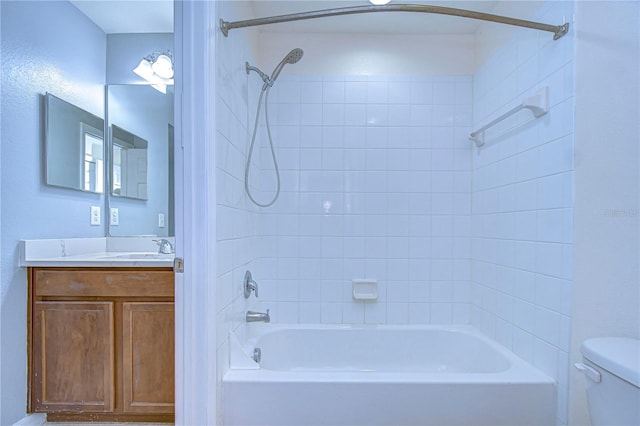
107,84,173,237
44,93,104,193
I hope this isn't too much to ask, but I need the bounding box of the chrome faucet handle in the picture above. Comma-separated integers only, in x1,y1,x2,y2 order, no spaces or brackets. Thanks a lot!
244,270,259,298
153,238,174,254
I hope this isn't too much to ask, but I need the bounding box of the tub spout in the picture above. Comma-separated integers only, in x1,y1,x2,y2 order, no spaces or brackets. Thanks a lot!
246,309,270,323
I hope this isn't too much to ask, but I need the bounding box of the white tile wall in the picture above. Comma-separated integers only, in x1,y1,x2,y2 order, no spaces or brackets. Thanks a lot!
215,1,573,424
252,74,473,325
214,0,264,397
471,2,574,425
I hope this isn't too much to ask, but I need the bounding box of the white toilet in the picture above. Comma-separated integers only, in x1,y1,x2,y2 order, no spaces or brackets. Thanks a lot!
576,337,640,426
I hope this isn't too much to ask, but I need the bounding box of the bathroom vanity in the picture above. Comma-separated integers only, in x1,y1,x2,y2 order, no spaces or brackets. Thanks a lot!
21,238,176,423
28,267,174,423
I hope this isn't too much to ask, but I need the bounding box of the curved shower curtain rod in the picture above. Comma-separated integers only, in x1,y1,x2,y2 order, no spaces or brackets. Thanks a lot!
219,4,569,40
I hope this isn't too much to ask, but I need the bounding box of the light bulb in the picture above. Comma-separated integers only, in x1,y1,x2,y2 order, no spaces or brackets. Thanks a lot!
152,54,174,79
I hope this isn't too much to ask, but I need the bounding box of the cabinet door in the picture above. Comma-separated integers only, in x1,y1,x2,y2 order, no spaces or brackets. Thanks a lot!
122,302,174,413
32,301,115,412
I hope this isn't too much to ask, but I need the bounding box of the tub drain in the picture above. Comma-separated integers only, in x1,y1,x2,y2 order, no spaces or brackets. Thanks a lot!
252,347,261,363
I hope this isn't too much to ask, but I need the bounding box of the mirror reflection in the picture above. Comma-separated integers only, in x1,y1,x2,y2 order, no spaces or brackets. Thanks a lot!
112,125,148,200
45,93,104,193
107,84,173,237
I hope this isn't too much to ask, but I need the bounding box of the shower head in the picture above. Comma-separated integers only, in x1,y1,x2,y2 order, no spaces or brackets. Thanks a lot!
269,48,304,86
284,47,305,64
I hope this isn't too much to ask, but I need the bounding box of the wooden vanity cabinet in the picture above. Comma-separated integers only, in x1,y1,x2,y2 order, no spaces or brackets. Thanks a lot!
28,267,175,423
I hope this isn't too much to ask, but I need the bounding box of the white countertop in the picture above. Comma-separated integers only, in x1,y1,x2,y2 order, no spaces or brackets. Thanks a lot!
19,237,175,268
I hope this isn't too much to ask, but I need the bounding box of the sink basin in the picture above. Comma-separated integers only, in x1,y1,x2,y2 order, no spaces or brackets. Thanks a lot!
100,252,174,260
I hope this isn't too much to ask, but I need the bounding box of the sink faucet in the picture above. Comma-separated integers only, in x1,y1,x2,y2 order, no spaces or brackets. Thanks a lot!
153,239,174,254
246,309,270,323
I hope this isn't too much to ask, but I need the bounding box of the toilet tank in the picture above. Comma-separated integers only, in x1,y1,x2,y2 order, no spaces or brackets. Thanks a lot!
579,337,640,426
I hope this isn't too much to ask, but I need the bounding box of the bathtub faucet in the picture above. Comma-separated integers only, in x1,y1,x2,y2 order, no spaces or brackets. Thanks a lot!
246,309,270,323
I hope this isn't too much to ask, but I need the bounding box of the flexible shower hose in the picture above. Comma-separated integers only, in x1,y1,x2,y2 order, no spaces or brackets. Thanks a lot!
244,85,280,207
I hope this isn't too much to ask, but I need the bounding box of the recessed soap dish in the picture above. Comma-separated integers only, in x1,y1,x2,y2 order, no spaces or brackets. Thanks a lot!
352,279,378,301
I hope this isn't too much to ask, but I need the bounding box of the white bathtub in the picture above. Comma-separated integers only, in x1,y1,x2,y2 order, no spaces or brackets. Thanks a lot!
223,324,556,426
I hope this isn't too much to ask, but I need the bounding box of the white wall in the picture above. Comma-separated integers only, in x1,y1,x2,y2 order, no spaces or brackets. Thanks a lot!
257,32,475,76
471,2,575,424
173,1,219,423
570,1,640,425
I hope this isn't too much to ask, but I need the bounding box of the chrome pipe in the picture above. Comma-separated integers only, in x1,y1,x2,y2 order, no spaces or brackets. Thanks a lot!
220,4,569,40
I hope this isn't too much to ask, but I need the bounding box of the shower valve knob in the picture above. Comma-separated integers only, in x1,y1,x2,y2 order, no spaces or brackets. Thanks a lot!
244,270,259,298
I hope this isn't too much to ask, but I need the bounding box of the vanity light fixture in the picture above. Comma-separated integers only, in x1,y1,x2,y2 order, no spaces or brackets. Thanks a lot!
133,50,174,93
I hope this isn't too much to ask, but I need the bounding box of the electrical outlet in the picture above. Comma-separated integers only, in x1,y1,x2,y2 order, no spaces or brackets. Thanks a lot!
90,206,101,226
110,208,119,226
158,213,165,228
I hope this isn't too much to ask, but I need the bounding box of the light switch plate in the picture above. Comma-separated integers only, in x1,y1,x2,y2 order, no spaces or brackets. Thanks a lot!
158,213,165,228
110,208,119,226
90,206,101,226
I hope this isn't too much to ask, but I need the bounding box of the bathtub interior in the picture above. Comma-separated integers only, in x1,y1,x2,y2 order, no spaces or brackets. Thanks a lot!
232,325,522,373
229,324,555,380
